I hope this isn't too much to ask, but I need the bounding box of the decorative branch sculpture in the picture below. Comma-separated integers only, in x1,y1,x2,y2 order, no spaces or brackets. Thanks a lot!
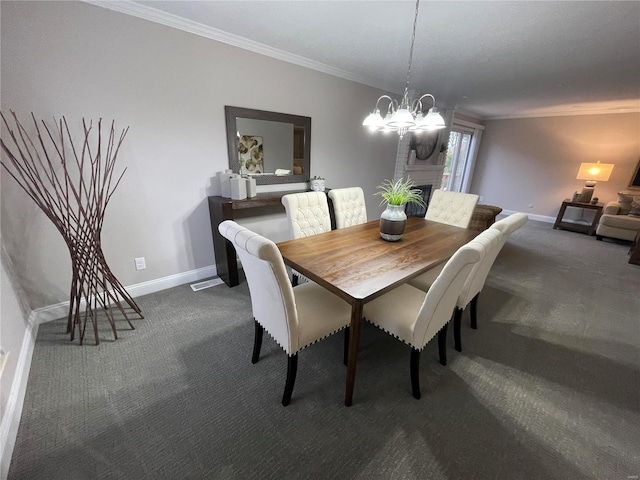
1,111,143,345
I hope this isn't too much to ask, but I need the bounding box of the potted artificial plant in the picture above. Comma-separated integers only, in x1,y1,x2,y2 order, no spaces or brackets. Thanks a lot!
375,177,426,241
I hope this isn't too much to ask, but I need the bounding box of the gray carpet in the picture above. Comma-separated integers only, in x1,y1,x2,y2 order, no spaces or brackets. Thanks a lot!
8,220,640,479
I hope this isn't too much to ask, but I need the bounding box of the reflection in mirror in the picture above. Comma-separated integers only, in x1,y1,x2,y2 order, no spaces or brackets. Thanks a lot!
225,106,311,186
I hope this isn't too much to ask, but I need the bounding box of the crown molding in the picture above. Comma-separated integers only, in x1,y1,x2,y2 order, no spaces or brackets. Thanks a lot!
85,1,392,92
484,106,640,121
84,1,638,121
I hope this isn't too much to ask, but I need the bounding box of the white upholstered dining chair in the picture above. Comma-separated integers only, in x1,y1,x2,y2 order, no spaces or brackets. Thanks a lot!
408,228,503,352
327,187,367,229
490,212,529,238
363,239,485,399
425,189,479,228
218,220,352,406
281,191,331,238
409,213,529,353
281,191,332,285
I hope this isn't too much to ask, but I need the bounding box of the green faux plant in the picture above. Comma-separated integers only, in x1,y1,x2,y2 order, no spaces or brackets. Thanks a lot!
375,177,426,207
310,175,325,181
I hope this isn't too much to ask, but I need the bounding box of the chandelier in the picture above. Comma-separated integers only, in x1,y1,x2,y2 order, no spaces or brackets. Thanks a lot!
362,0,446,138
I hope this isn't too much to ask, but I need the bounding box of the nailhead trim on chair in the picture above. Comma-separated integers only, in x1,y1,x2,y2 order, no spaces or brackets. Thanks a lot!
363,317,445,353
257,319,348,356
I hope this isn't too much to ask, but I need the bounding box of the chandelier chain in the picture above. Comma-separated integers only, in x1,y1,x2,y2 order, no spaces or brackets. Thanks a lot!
361,0,445,137
404,0,421,96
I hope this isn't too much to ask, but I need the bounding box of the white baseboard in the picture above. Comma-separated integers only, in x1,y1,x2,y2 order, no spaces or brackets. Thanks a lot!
0,311,38,480
0,264,218,479
500,209,555,224
32,265,217,325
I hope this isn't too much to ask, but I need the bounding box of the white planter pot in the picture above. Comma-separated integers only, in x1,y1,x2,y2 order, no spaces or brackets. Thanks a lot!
310,179,325,192
379,204,407,241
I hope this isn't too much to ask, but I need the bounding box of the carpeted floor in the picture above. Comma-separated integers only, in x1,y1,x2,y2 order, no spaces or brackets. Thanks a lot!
8,219,640,479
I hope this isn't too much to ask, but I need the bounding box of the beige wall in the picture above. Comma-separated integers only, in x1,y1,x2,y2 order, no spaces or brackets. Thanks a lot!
0,2,398,443
0,1,398,310
471,113,640,218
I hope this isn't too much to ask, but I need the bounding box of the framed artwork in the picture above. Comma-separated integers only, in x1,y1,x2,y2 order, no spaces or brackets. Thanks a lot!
410,130,440,161
238,135,264,174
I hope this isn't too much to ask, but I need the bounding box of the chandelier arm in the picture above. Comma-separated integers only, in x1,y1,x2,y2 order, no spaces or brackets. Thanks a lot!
374,95,395,112
418,93,437,107
416,93,437,114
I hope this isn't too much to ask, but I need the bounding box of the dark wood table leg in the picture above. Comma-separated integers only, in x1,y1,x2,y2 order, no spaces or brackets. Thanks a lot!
345,301,363,406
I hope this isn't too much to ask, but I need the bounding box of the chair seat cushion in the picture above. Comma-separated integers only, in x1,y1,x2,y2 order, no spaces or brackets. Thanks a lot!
363,284,426,349
293,282,351,351
598,213,640,229
407,265,444,292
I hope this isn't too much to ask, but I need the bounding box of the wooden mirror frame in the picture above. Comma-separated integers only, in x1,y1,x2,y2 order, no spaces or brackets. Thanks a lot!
224,106,311,186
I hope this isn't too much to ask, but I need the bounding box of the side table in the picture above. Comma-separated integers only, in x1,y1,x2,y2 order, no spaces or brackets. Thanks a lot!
208,191,299,287
553,199,604,236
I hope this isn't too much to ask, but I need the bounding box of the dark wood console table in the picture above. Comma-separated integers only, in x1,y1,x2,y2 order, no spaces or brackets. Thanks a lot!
208,191,305,286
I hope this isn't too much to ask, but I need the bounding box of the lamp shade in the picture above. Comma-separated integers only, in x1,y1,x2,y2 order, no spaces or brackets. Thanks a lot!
386,108,415,128
576,163,614,182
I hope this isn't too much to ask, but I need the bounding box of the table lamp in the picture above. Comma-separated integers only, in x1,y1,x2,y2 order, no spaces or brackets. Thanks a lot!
576,162,614,203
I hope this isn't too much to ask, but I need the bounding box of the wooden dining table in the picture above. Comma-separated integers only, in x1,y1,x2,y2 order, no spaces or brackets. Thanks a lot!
276,217,478,406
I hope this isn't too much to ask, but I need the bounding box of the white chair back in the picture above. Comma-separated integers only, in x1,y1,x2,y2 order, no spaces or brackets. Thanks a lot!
218,220,299,354
457,228,503,308
425,189,479,228
413,240,485,348
328,187,367,228
282,191,331,239
490,212,529,240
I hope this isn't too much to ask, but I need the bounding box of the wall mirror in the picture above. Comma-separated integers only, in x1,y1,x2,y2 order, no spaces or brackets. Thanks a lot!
224,106,311,185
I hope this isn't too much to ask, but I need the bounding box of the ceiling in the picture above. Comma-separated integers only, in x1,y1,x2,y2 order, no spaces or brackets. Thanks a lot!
96,0,640,119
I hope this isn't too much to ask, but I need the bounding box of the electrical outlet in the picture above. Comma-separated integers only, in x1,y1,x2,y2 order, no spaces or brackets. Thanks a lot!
135,257,146,270
479,195,484,202
528,204,534,208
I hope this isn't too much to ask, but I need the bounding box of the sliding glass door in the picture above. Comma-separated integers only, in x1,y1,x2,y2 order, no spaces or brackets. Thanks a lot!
440,119,485,193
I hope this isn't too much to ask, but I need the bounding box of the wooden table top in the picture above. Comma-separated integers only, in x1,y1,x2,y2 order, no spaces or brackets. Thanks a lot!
277,217,478,304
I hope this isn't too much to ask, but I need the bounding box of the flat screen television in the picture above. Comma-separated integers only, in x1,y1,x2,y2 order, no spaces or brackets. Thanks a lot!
630,159,640,189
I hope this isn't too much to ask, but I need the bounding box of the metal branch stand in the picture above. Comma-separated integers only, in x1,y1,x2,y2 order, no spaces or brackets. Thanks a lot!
1,111,143,344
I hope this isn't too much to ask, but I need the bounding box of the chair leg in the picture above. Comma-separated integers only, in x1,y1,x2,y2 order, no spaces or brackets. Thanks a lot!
252,320,263,364
453,308,463,352
343,327,350,366
410,349,421,399
470,293,479,329
438,322,448,366
282,354,298,406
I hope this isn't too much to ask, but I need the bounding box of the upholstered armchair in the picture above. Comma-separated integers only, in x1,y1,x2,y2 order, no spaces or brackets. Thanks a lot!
596,193,640,241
